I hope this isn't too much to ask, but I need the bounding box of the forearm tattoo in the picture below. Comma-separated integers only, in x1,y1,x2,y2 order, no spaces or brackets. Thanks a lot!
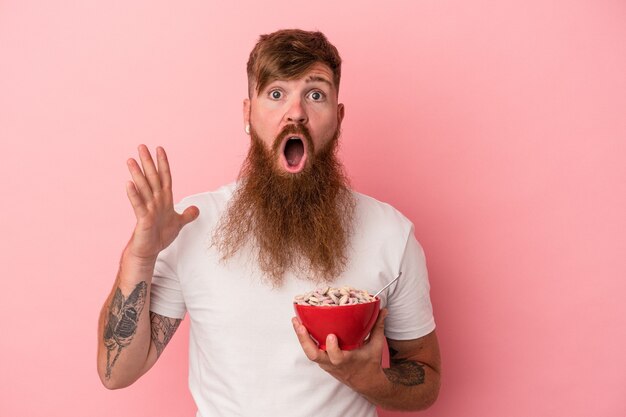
384,347,426,386
103,281,147,379
150,312,181,358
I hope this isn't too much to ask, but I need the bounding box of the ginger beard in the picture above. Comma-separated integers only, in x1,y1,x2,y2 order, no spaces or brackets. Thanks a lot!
212,123,355,286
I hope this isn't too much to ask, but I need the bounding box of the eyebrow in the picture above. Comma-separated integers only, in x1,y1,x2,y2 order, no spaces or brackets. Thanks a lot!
305,75,332,87
261,75,334,93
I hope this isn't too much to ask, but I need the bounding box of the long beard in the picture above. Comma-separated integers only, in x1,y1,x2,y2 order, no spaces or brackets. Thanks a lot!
212,124,355,286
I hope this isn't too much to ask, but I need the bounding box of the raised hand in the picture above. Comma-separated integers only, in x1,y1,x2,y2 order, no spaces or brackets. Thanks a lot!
125,145,199,261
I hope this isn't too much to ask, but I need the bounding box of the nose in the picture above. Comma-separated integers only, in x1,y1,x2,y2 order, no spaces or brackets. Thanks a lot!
285,97,308,125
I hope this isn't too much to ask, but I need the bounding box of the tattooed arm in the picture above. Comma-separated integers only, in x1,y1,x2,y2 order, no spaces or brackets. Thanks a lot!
97,251,183,389
373,332,441,410
97,251,154,389
97,249,180,389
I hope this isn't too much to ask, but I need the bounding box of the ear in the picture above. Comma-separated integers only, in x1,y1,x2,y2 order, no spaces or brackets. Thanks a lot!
337,103,345,126
243,98,251,134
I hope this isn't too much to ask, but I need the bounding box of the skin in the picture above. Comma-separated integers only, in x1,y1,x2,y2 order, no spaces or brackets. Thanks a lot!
243,62,345,172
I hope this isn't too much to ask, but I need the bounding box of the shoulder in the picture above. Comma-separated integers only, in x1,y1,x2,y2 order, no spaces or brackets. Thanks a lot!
352,191,415,237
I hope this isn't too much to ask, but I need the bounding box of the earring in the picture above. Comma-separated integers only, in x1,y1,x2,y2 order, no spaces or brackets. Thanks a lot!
245,124,250,135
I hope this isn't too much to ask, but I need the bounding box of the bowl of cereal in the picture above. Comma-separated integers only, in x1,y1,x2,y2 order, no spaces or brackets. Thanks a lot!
293,286,381,351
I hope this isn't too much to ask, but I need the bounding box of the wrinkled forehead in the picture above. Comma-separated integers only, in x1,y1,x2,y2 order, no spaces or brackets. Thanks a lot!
251,61,338,97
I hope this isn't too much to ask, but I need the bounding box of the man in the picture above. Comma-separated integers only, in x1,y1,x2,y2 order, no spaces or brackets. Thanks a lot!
97,29,441,416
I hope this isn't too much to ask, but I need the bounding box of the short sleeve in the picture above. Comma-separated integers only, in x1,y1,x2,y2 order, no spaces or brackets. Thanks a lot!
384,226,436,340
150,241,187,320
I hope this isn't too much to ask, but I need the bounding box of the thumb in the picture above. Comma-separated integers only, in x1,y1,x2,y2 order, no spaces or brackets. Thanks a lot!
179,205,200,226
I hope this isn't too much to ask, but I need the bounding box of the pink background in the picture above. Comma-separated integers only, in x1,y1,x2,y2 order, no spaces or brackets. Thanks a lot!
1,1,624,416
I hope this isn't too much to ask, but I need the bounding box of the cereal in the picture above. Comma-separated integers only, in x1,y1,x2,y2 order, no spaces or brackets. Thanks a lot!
294,286,376,306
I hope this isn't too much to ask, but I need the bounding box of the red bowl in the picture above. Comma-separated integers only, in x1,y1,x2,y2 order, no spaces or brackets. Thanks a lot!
293,298,381,351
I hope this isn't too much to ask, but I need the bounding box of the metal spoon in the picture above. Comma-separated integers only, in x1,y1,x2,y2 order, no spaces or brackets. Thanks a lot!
374,272,402,298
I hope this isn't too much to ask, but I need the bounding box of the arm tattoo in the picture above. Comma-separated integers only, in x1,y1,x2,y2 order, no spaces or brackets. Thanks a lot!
103,281,147,379
150,312,181,358
383,346,426,386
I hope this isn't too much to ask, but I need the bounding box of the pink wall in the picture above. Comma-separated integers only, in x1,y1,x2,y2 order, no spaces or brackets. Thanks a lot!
1,1,624,416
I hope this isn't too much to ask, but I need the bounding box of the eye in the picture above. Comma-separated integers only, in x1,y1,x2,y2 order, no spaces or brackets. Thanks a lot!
269,90,282,100
308,90,325,101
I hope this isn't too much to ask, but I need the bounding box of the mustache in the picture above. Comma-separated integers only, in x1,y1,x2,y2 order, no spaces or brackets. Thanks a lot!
271,123,314,154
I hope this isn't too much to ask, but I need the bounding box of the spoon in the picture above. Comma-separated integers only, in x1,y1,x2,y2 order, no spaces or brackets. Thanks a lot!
374,272,402,298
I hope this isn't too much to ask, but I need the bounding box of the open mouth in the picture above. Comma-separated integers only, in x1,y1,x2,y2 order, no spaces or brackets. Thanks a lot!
281,136,307,173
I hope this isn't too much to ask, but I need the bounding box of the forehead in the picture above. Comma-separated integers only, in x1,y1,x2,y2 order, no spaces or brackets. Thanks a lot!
257,62,337,93
298,62,335,84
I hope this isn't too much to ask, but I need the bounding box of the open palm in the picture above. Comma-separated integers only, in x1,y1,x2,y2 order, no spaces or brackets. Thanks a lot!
125,145,198,260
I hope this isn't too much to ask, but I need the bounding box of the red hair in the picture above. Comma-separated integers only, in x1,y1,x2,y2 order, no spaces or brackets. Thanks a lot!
246,29,342,98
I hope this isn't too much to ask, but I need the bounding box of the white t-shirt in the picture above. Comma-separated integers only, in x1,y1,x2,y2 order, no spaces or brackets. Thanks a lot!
151,182,435,417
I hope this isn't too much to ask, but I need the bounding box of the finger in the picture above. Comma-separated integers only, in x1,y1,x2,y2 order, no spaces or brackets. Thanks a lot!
125,181,148,218
156,147,172,191
179,205,200,227
127,158,154,203
325,334,346,365
138,144,162,192
292,317,326,363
